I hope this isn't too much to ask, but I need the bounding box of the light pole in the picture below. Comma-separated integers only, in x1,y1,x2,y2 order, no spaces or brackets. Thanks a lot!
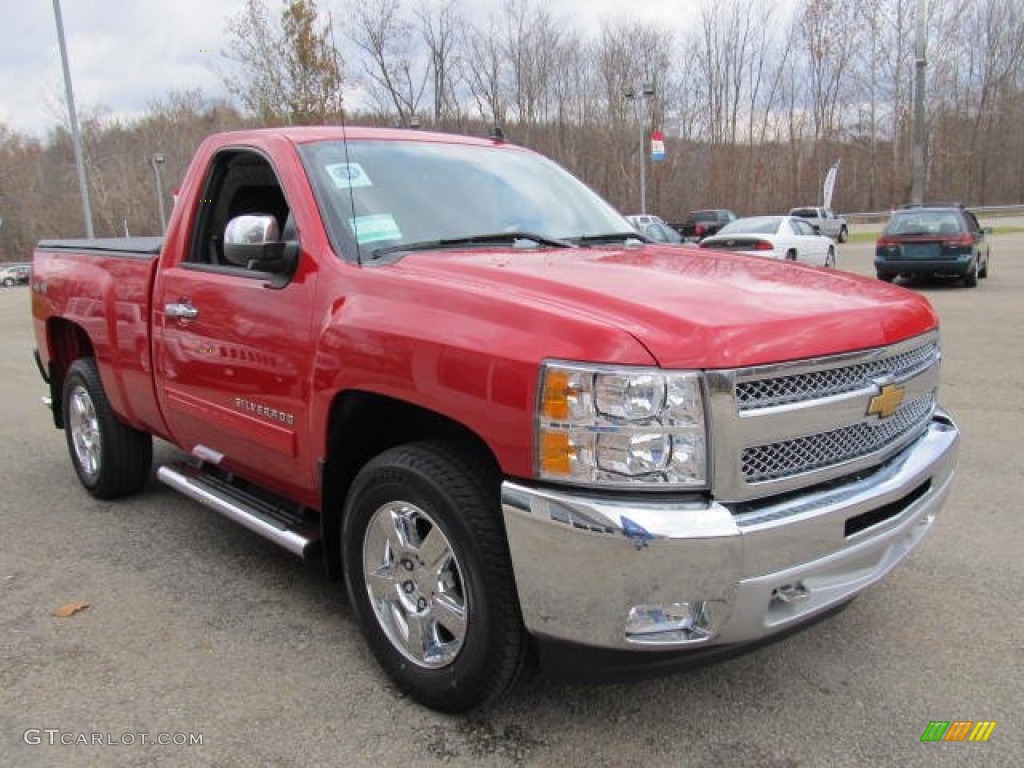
625,82,656,214
151,153,167,234
52,0,94,239
910,0,927,205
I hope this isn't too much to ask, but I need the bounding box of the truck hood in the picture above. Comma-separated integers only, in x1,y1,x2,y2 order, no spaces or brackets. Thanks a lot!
394,245,938,369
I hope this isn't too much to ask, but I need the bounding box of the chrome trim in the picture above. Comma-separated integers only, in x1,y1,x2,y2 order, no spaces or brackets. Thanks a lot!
361,501,468,669
192,444,224,465
157,465,313,557
164,302,199,320
741,392,936,483
735,337,940,410
68,383,102,482
501,411,958,651
709,331,942,502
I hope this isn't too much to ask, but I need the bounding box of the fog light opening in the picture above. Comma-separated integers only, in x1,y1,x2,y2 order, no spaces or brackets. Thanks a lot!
771,582,810,605
625,601,715,645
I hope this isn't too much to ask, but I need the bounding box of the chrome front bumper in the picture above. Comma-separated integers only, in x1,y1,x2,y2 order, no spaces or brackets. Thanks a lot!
501,411,959,651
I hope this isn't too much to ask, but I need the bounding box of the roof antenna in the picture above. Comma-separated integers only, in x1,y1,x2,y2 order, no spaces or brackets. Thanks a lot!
329,15,361,265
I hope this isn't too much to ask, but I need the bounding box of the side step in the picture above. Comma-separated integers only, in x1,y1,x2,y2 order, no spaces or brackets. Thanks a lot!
157,463,321,559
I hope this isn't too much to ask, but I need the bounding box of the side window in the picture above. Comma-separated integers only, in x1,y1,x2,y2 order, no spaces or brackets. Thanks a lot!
965,212,981,235
190,149,292,267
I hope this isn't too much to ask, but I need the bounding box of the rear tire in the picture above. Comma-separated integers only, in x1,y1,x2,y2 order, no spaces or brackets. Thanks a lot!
877,271,895,283
62,358,152,499
979,255,989,279
341,441,528,713
825,246,836,268
963,260,979,288
786,250,797,261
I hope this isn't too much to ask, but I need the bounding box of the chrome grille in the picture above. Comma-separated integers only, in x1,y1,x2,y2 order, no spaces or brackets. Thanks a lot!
741,393,936,483
736,341,939,411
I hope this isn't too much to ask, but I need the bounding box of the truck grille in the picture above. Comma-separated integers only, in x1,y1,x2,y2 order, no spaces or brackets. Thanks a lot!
736,341,939,410
709,332,941,502
742,393,936,482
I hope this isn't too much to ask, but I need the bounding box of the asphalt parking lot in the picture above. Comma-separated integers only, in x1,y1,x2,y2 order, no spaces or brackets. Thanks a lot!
1,227,1021,767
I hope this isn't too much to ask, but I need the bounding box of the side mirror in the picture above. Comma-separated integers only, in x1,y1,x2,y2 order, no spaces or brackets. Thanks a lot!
223,215,298,285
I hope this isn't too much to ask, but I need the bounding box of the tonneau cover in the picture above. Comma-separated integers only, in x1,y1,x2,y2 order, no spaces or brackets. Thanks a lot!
37,237,163,256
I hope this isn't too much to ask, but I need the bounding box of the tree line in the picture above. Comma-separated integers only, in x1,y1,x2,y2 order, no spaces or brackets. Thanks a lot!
2,0,1022,261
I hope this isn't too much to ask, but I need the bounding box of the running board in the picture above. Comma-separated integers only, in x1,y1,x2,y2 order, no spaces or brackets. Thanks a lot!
157,463,321,559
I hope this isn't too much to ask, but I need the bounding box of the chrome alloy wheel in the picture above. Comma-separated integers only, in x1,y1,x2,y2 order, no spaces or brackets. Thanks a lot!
68,384,102,481
362,501,469,669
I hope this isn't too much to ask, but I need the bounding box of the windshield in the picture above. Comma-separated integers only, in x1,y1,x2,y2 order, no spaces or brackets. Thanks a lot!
718,216,782,235
298,139,632,260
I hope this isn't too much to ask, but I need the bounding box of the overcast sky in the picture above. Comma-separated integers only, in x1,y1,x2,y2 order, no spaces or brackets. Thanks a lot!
0,0,688,139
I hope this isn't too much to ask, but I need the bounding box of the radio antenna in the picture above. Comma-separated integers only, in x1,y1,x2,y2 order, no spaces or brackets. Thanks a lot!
329,14,361,265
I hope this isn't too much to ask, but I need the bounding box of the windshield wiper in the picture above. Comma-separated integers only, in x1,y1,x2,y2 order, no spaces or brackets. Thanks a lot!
570,232,650,245
371,231,573,259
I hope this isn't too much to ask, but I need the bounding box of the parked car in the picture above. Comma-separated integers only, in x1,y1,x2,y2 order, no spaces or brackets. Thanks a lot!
677,209,736,241
625,214,683,244
1,264,30,286
698,215,836,267
875,204,990,287
789,207,849,242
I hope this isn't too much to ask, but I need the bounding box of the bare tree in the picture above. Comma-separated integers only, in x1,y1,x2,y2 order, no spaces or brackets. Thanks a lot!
348,0,427,125
415,0,465,125
464,14,508,126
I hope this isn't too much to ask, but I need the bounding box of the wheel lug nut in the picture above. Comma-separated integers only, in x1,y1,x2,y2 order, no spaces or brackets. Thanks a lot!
402,560,414,571
403,581,414,593
417,598,427,610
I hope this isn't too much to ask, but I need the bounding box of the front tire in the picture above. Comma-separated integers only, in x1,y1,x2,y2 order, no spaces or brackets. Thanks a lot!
62,358,152,499
825,246,836,268
341,442,527,712
838,225,849,243
2,278,13,287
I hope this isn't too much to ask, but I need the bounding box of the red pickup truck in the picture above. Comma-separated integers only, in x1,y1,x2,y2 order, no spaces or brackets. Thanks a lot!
31,127,959,712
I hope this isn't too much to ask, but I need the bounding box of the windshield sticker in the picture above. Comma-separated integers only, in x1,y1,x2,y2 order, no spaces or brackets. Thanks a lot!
326,162,373,189
349,214,402,244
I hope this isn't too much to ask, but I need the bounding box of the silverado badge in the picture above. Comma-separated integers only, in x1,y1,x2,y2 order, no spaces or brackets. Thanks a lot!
867,383,905,419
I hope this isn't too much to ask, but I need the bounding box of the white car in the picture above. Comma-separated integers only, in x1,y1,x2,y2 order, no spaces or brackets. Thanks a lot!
698,215,837,267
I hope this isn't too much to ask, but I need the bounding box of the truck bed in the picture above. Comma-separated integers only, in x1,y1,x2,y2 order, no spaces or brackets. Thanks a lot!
32,239,167,438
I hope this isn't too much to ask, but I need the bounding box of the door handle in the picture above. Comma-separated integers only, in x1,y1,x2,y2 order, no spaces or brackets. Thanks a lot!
165,302,199,320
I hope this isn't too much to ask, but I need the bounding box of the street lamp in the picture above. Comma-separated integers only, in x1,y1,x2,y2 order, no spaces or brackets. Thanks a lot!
151,153,167,234
52,0,94,239
625,82,656,214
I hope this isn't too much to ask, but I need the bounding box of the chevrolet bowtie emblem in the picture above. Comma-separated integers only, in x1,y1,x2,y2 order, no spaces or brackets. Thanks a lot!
867,383,905,419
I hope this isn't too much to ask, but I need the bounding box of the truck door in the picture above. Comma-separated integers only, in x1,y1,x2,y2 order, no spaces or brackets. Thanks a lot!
152,147,318,500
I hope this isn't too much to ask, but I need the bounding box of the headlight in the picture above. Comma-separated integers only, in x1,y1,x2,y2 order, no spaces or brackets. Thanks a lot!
537,362,708,488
